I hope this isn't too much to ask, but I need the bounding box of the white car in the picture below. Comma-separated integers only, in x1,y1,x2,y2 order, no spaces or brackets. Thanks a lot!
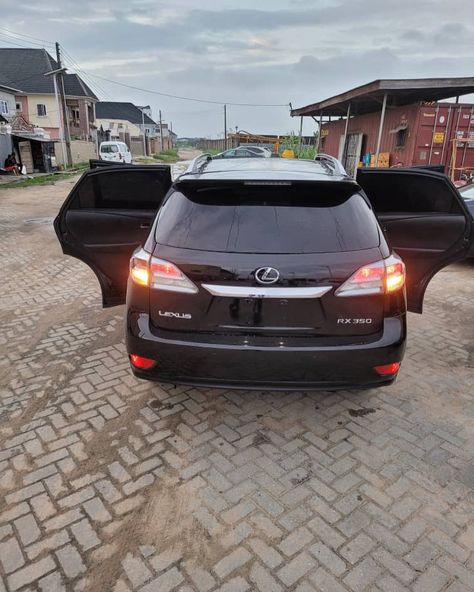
99,141,132,164
214,146,272,159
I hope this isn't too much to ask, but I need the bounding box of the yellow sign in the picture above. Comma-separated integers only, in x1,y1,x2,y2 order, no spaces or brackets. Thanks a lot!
433,132,445,144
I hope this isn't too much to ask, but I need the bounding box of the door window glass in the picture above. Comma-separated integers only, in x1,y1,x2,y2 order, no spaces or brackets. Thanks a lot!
359,172,462,214
71,170,170,210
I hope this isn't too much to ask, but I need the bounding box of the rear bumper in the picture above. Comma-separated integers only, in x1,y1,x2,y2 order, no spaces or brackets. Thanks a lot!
126,313,406,391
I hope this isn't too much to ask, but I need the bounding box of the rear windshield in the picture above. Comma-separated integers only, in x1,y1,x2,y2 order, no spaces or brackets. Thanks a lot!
155,183,380,253
101,144,119,153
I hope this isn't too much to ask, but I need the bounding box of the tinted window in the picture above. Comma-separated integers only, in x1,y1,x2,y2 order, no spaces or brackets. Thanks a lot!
155,184,380,253
359,171,462,214
70,170,171,210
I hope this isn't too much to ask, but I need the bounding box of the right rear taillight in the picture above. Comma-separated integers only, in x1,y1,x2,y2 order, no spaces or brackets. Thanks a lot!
335,255,405,297
130,249,198,294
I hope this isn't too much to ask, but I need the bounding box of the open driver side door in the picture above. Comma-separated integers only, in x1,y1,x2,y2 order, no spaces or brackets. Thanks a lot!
357,168,472,313
54,165,172,307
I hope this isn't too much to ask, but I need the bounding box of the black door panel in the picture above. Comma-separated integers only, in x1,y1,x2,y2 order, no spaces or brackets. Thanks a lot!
357,169,472,312
55,166,172,307
378,214,466,251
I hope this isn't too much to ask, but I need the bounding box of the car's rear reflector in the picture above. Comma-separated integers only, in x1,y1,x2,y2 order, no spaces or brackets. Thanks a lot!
129,354,156,370
374,362,401,376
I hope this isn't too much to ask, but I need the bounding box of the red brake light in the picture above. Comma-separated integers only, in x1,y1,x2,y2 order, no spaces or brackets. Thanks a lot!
336,256,405,297
374,362,401,376
130,354,156,370
129,250,198,294
150,260,183,279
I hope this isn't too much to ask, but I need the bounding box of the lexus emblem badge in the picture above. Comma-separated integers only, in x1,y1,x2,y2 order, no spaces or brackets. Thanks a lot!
255,267,280,285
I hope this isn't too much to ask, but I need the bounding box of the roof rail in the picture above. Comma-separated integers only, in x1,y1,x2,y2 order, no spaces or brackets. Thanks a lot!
314,153,347,176
184,153,213,175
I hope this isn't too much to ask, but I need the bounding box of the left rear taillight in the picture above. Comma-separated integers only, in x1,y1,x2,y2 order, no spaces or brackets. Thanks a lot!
130,248,198,294
335,255,405,297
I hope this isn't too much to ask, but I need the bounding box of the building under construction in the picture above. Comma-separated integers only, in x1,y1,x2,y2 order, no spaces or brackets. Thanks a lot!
291,77,474,179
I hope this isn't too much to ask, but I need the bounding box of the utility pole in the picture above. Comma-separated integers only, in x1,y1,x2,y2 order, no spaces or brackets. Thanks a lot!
159,110,164,152
55,42,72,167
52,74,66,166
141,108,146,157
224,104,227,150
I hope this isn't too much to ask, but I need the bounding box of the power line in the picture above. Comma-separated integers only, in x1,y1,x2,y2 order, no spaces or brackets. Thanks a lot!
0,26,55,47
60,47,112,100
85,72,290,108
0,26,290,108
0,31,53,49
0,35,43,50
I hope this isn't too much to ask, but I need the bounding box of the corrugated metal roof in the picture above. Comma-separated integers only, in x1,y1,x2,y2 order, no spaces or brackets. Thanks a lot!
292,77,474,117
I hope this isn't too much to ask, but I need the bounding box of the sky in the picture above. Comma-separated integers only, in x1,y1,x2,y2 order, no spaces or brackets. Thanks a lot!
1,0,473,137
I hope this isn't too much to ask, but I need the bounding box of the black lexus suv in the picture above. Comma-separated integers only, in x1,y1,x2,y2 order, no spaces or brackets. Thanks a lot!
54,155,472,390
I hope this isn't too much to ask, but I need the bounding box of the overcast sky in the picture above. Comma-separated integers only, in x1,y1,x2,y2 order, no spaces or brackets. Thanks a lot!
1,0,473,137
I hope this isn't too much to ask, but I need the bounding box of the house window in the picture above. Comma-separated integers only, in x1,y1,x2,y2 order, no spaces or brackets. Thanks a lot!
395,127,408,148
70,108,80,125
37,104,47,117
0,100,8,115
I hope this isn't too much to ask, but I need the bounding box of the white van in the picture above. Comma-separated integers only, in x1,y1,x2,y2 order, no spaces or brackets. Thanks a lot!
99,141,132,164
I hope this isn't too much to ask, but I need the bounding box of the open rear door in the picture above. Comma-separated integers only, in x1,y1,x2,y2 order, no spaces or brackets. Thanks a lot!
54,165,172,307
357,168,472,313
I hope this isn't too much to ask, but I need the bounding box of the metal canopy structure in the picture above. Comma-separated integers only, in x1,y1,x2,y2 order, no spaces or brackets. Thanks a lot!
291,77,474,118
291,77,474,172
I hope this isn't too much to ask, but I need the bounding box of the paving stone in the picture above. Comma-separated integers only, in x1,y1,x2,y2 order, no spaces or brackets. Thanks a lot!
8,556,56,591
413,565,450,592
343,556,384,592
14,513,41,546
150,548,183,573
140,567,184,592
0,537,25,573
70,519,101,550
213,547,252,579
38,571,66,592
247,538,283,569
55,544,86,578
309,541,347,576
249,562,283,592
184,562,216,592
339,533,376,564
278,526,313,557
122,552,152,588
277,552,317,587
26,530,70,561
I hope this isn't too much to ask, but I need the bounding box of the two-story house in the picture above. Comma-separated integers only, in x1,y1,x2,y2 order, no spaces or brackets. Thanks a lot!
0,76,21,166
0,48,98,141
95,102,159,155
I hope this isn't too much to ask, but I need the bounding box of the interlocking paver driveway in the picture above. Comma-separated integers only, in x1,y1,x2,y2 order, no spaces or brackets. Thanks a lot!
1,175,474,592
